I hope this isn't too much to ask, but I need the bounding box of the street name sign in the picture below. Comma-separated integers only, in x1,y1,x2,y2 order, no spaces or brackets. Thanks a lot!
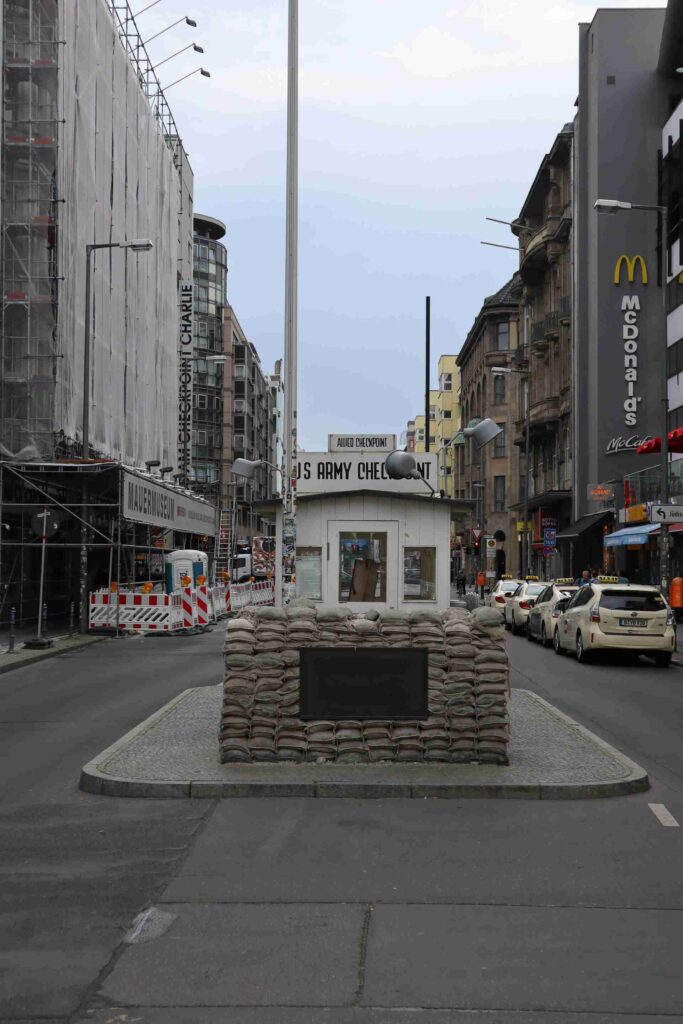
649,504,683,524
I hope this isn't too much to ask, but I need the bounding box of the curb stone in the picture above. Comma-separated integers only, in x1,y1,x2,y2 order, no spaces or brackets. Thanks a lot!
0,634,105,674
79,688,650,801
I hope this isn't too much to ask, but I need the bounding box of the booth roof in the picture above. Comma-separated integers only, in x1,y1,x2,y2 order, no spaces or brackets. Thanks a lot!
253,489,475,511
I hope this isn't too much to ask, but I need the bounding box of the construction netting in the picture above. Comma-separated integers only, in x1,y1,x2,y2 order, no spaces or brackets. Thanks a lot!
1,0,188,466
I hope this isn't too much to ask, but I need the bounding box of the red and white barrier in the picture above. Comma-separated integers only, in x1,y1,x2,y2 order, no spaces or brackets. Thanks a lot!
195,584,213,628
181,586,197,630
89,590,184,633
227,580,275,613
210,585,227,619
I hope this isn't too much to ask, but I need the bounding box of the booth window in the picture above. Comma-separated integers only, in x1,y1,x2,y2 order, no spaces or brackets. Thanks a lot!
404,547,437,601
297,547,322,601
339,532,387,602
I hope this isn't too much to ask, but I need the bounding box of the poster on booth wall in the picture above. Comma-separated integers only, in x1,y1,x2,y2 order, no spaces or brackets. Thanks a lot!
252,536,276,576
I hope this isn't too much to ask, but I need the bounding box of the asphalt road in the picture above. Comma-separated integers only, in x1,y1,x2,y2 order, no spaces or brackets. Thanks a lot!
0,629,225,1020
3,625,683,1022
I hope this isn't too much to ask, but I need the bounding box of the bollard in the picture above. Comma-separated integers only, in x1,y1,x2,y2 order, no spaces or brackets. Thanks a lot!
69,600,75,637
8,606,16,654
42,602,48,638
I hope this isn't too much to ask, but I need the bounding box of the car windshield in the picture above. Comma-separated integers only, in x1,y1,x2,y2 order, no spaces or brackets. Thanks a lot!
526,584,545,596
599,590,666,612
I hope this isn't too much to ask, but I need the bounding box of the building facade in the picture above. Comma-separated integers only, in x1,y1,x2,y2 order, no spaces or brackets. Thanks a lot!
191,214,228,505
0,0,193,467
455,275,524,578
223,306,276,541
511,125,573,576
434,356,461,498
562,4,683,582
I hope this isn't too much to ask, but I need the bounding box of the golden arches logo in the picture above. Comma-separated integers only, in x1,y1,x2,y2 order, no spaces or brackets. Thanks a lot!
613,254,648,285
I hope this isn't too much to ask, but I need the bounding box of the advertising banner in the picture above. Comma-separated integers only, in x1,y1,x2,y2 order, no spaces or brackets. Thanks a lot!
296,453,439,494
122,470,216,536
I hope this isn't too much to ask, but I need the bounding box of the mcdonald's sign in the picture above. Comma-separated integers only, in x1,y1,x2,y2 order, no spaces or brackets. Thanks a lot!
613,254,648,285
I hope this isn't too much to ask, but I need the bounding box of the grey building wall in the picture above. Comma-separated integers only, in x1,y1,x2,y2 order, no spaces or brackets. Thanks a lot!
573,8,681,518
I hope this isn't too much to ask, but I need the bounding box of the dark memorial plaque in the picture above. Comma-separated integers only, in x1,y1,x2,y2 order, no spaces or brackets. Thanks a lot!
299,648,428,721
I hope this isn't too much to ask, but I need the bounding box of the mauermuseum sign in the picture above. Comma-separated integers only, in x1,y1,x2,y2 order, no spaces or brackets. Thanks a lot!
122,470,216,536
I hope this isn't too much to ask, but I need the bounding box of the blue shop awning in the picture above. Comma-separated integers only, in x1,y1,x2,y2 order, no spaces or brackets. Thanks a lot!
604,524,659,548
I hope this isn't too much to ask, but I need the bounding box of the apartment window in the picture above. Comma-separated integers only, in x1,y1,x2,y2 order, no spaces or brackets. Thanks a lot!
440,373,453,392
197,394,208,410
197,430,207,445
496,322,509,351
494,423,505,456
443,409,452,419
494,475,506,511
494,374,506,404
429,405,436,419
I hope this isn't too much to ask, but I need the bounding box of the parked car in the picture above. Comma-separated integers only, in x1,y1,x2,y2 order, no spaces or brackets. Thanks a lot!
488,576,522,617
553,577,676,666
527,579,579,647
503,578,546,634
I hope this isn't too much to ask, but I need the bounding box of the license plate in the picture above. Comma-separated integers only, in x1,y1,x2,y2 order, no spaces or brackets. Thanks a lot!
619,618,647,628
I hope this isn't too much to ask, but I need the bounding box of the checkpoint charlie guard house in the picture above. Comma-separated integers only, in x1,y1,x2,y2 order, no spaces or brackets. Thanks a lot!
258,436,474,612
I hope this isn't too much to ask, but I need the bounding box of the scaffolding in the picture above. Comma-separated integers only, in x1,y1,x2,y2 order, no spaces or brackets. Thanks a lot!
1,0,61,459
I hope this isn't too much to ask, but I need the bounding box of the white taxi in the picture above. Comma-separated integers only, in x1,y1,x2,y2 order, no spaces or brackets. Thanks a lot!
553,577,676,666
527,578,579,648
487,575,522,617
503,577,546,635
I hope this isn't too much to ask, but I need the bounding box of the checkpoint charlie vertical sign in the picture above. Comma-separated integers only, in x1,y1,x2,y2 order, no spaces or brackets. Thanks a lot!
178,281,194,481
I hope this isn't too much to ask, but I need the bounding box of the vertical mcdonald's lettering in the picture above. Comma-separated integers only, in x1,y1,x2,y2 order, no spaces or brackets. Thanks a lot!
614,255,647,430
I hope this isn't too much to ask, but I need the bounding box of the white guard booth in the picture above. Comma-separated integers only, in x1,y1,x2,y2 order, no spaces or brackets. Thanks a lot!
266,451,473,613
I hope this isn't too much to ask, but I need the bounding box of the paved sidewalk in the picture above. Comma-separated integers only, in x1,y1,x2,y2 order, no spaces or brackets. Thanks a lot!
0,631,104,673
80,686,648,800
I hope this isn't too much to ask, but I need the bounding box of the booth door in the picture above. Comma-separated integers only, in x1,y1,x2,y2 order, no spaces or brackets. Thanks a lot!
327,520,399,610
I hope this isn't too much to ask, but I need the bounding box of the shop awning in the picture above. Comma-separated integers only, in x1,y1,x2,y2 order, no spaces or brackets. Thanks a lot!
555,511,612,541
604,524,659,547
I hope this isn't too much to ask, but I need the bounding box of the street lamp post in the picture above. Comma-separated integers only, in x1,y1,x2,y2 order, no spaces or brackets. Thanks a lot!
594,198,669,592
461,419,503,596
79,239,153,633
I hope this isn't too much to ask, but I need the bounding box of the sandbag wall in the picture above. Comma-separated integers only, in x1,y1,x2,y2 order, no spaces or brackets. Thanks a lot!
220,604,510,765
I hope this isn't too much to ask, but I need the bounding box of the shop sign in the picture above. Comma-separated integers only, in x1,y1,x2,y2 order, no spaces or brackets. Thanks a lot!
625,503,648,524
122,470,216,536
587,482,615,504
328,433,397,453
296,453,438,494
177,281,194,480
605,433,653,456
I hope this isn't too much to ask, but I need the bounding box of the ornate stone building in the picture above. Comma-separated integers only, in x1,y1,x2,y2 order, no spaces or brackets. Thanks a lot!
455,274,524,577
511,124,573,576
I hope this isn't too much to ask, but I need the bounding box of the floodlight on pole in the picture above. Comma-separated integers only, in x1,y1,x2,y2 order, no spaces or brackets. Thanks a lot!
163,67,210,90
153,42,204,71
123,239,154,252
145,460,161,473
594,198,633,213
462,417,502,448
142,16,197,46
160,466,173,478
231,458,279,480
384,451,436,495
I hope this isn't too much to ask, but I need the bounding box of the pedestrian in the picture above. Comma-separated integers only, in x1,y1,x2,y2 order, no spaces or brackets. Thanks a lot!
576,569,591,587
456,569,466,598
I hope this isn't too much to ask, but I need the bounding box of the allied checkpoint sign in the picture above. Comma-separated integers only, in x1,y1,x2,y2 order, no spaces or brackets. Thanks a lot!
328,433,397,453
296,453,439,495
122,470,217,536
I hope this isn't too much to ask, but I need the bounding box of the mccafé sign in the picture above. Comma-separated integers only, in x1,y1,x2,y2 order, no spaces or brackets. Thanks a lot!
613,254,647,429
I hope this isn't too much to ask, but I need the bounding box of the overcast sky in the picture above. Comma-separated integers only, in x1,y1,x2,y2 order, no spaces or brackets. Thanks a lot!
140,0,665,450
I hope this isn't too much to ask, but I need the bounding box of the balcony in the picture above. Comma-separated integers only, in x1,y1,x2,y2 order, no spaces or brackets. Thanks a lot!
624,461,683,504
559,295,571,323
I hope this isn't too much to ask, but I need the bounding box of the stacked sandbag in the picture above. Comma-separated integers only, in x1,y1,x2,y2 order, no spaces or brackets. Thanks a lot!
220,604,510,765
471,607,510,764
316,607,355,646
220,617,257,762
442,609,478,763
378,609,411,646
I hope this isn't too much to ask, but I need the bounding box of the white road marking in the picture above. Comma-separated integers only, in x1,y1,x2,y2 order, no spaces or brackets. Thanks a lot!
648,803,680,827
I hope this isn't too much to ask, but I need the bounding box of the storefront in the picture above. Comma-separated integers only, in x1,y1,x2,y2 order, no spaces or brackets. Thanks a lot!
0,461,216,627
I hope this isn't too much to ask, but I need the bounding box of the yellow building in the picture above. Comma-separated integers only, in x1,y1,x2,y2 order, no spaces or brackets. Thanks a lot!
410,364,461,494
